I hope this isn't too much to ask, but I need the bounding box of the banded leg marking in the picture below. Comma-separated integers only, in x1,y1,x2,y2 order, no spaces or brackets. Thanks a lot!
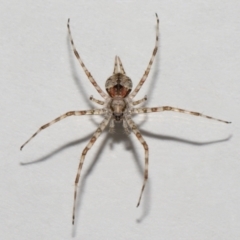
132,95,147,106
72,115,111,225
20,109,105,150
130,13,159,98
67,19,107,99
125,116,149,207
131,106,231,124
90,95,105,105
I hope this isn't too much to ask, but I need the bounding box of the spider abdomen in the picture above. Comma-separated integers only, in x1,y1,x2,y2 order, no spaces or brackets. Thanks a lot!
105,73,132,98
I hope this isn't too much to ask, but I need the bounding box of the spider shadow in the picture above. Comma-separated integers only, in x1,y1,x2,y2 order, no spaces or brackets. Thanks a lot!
20,133,93,165
140,129,232,146
136,129,232,223
20,118,231,235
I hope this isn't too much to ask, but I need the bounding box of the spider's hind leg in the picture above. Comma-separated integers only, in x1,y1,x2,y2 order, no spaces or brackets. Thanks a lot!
72,115,111,225
125,116,149,207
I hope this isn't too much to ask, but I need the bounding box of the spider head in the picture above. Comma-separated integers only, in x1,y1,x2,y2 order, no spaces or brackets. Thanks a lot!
105,73,132,98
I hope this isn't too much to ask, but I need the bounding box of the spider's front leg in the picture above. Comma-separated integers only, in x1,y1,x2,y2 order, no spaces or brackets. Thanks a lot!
125,115,149,207
67,19,107,99
20,109,106,150
72,115,111,225
131,106,231,124
130,13,159,99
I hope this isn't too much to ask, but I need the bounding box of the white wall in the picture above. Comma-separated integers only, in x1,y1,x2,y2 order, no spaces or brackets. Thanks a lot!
0,1,239,239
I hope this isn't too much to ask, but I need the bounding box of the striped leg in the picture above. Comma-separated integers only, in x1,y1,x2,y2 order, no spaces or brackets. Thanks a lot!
132,95,147,106
20,109,105,150
131,106,231,124
130,13,159,98
125,116,149,207
72,116,111,225
89,95,105,105
67,19,107,99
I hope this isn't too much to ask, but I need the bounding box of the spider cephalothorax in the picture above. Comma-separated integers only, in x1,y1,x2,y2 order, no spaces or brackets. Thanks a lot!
20,14,230,225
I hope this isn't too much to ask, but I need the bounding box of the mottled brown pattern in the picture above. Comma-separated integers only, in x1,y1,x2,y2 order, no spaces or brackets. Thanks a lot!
55,117,61,121
96,128,102,133
143,142,148,150
90,136,96,143
125,116,149,208
191,111,200,116
132,96,147,106
164,106,172,110
131,106,230,124
153,47,157,56
74,50,80,59
67,19,107,99
82,147,88,155
41,124,48,129
66,111,73,116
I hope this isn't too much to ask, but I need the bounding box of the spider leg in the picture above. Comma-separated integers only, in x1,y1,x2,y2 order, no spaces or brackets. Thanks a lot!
131,106,231,124
67,19,107,99
125,116,149,207
130,13,159,99
72,115,111,225
89,95,105,105
20,109,106,150
132,95,147,106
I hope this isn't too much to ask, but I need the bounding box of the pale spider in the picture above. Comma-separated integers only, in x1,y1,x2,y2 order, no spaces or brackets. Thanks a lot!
20,14,231,225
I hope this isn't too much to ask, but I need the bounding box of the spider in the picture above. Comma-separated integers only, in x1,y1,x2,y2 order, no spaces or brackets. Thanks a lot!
20,14,231,225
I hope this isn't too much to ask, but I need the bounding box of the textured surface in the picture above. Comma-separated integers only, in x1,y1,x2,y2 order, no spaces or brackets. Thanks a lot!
1,0,239,239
